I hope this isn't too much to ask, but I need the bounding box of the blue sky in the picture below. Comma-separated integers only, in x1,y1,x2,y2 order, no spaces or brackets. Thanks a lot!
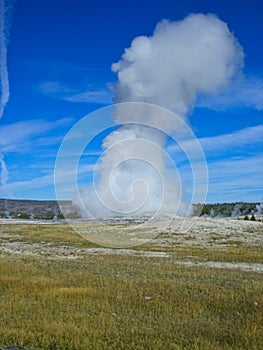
0,0,262,203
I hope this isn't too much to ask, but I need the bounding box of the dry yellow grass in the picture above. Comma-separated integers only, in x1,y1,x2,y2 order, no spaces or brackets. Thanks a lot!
0,224,262,349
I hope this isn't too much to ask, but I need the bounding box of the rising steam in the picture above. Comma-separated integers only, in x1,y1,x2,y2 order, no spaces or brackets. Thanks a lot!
73,13,244,218
112,13,243,114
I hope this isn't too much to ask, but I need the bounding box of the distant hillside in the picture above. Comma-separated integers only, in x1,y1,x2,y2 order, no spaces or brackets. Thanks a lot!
0,199,262,220
0,199,78,220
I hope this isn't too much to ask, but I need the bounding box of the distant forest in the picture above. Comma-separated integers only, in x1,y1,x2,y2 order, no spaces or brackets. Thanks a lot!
0,199,262,220
193,202,262,219
0,199,72,220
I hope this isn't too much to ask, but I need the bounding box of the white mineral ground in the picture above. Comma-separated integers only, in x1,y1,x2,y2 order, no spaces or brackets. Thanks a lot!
0,216,262,273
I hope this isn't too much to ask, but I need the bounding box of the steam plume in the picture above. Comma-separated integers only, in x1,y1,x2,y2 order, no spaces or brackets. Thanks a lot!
74,13,244,218
112,13,243,115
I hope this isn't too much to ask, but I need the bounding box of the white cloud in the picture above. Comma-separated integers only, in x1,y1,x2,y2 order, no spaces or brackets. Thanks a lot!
0,173,54,198
38,80,112,105
178,154,263,202
0,117,73,153
63,90,112,104
199,124,263,154
38,81,71,95
1,162,95,198
0,0,15,120
168,124,263,158
197,76,263,111
206,155,263,201
168,126,263,202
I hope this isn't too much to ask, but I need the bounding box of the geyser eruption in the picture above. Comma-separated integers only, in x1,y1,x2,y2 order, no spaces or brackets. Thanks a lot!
73,13,244,219
112,14,243,114
74,105,185,218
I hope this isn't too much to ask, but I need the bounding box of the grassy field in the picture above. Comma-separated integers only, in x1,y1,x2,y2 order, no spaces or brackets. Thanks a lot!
0,223,262,349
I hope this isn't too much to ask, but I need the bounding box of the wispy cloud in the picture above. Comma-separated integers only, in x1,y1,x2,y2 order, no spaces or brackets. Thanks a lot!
3,173,54,193
0,117,73,153
0,152,9,186
2,162,95,199
0,38,9,120
197,76,263,111
0,115,99,199
206,154,263,201
178,153,263,202
169,124,263,158
168,125,263,202
63,90,112,104
38,81,112,105
0,0,15,119
199,124,263,154
0,0,16,195
38,81,71,95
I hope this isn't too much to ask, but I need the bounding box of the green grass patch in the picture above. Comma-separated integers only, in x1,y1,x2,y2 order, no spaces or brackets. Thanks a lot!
0,224,97,248
140,243,263,263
